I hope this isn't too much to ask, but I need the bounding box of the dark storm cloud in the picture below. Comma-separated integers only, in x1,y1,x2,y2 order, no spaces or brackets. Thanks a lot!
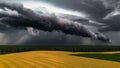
45,0,120,32
1,0,120,45
45,0,118,19
0,1,110,43
48,0,120,32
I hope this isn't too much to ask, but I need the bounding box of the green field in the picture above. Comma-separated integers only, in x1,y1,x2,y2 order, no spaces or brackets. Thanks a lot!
0,45,120,64
71,53,120,62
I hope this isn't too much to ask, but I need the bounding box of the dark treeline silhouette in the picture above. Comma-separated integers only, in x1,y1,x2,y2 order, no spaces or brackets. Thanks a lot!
0,45,120,54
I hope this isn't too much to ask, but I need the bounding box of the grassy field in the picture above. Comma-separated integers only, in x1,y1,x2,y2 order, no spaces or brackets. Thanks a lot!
0,46,120,68
0,51,119,68
71,52,120,62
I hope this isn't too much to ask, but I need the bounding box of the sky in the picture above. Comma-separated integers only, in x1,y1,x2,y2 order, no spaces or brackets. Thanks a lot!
0,0,120,45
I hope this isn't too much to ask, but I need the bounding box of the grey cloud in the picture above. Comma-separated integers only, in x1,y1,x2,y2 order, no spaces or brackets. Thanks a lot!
0,1,110,43
2,0,120,45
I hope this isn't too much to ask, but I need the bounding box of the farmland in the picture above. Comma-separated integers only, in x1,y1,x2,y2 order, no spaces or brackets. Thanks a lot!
0,45,119,68
0,51,120,68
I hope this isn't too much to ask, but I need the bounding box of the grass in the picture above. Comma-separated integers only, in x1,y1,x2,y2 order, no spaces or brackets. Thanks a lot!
71,53,120,62
0,45,119,68
0,45,120,62
0,51,120,68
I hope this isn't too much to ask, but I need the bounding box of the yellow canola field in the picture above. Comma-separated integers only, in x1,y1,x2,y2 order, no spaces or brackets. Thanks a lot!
0,51,119,68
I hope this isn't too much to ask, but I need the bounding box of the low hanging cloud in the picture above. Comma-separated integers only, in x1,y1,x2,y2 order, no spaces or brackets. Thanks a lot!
0,1,110,45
